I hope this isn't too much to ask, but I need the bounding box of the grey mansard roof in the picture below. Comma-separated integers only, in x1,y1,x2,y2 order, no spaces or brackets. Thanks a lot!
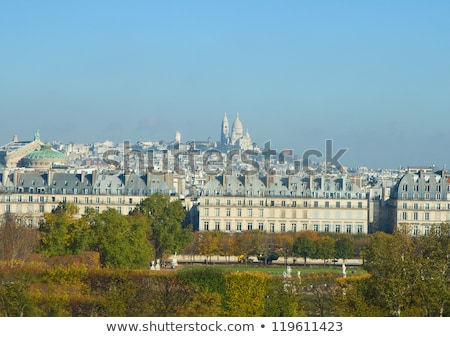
391,169,450,200
201,173,365,198
0,170,172,195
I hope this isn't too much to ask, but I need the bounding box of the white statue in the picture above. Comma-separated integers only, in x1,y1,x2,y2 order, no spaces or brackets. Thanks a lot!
155,259,160,270
150,261,155,270
342,263,347,278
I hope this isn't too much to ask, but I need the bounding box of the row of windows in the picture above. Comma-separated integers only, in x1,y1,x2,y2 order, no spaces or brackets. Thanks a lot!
401,202,450,210
410,224,442,236
402,184,450,192
400,192,448,200
203,207,365,219
202,190,364,199
1,195,139,205
4,204,135,215
202,221,365,234
203,199,365,208
400,211,450,221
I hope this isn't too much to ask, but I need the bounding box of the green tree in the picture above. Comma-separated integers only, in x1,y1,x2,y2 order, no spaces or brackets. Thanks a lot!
89,208,153,269
293,231,319,266
133,194,193,262
38,202,81,256
316,236,335,264
364,231,419,316
0,271,36,317
334,235,354,263
415,223,450,316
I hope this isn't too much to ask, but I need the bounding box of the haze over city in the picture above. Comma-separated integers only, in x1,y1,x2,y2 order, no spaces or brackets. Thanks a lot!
1,1,449,169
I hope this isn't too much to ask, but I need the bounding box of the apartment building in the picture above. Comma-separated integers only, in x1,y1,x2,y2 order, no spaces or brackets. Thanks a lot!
0,168,181,226
194,173,370,234
387,167,450,235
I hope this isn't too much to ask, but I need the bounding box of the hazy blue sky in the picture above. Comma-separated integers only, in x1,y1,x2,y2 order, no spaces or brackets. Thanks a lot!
1,1,449,169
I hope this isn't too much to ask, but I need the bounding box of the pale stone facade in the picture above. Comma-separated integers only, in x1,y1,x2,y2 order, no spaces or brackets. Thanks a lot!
194,173,369,234
387,167,450,235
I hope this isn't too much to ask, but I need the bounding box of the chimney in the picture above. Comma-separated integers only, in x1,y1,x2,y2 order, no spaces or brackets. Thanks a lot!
1,168,9,186
47,169,54,186
13,170,20,185
146,169,152,187
164,172,174,189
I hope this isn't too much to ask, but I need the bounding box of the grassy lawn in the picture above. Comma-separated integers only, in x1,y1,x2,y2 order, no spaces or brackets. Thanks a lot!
180,263,367,276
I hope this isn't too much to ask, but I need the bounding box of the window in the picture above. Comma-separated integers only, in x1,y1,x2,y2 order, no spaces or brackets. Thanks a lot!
424,203,430,210
259,209,264,217
324,224,330,232
203,221,209,231
314,201,318,208
303,201,308,207
424,212,430,221
204,208,209,216
237,208,242,216
402,212,407,220
335,224,341,233
205,199,210,205
413,212,418,220
325,201,329,208
227,199,231,206
336,201,340,208
358,202,363,208
39,205,45,212
281,200,286,207
215,222,220,231
345,224,352,233
248,200,253,206
302,224,308,230
247,223,253,231
260,200,264,206
216,199,220,205
347,202,352,208
236,222,242,232
238,200,242,206
118,207,122,214
215,208,220,216
292,223,297,232
259,223,264,231
357,225,363,233
248,209,253,217
270,223,275,233
402,203,408,209
226,222,231,231
424,225,430,235
412,225,419,236
281,223,286,232
413,203,418,210
313,224,319,232
292,201,297,207
226,208,231,216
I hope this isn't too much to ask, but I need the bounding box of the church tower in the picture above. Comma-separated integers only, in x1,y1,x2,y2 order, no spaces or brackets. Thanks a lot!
221,112,230,144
